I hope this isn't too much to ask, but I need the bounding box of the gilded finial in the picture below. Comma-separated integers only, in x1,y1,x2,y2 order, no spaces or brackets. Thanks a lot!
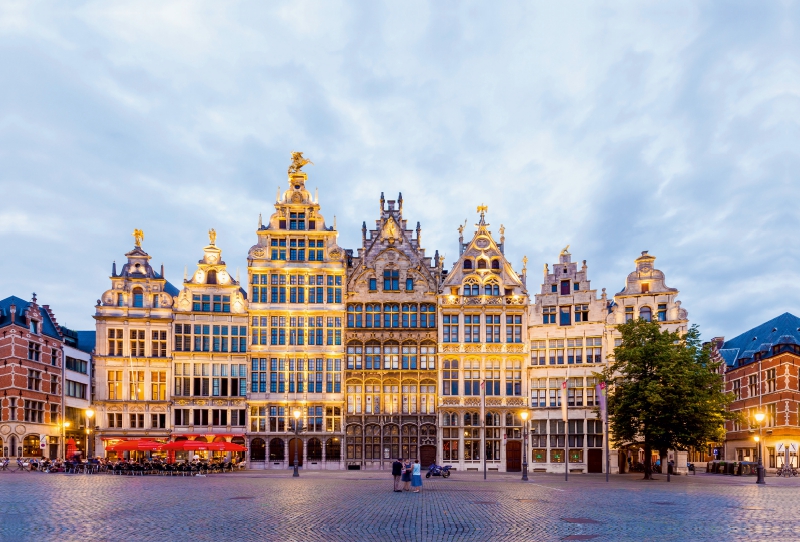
133,229,144,247
208,228,216,246
522,255,528,270
288,151,313,174
544,263,549,276
477,204,488,215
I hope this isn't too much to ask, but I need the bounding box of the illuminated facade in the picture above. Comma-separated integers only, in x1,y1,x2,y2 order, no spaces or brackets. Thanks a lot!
528,248,611,473
437,207,529,473
93,237,178,454
343,194,443,468
171,236,249,455
246,168,346,469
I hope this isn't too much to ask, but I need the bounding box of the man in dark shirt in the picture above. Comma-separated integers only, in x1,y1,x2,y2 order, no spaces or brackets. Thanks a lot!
392,458,403,492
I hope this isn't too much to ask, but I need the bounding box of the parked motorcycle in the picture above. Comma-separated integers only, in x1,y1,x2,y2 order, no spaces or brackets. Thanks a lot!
426,464,452,478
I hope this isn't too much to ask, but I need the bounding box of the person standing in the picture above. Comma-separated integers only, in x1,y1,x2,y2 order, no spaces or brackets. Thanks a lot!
411,459,423,493
402,459,412,491
392,458,403,492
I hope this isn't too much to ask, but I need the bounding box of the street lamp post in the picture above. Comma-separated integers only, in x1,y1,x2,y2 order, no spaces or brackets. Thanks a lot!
293,409,301,478
520,411,529,481
61,421,71,459
85,409,95,459
754,412,766,485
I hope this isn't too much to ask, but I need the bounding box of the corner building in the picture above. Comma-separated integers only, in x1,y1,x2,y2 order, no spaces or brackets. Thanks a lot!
93,239,178,455
343,194,443,469
437,208,529,472
246,170,346,469
171,237,249,457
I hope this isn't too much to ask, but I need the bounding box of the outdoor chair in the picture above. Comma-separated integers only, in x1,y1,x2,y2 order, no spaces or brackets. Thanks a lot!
0,459,9,472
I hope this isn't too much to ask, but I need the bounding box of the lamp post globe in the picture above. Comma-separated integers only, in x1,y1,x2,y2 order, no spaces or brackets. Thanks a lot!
520,411,529,481
754,413,766,485
293,410,301,477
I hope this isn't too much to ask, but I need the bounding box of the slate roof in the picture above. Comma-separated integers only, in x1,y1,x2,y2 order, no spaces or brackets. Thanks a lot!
720,312,800,368
0,295,62,340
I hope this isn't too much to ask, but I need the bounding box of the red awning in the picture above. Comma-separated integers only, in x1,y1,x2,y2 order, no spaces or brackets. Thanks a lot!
170,433,244,438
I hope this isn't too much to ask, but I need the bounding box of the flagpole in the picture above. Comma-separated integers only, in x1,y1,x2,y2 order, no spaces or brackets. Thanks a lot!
562,376,568,482
482,379,486,480
602,381,609,483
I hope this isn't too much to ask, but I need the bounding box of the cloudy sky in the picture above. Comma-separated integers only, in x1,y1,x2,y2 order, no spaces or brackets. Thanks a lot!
2,1,797,338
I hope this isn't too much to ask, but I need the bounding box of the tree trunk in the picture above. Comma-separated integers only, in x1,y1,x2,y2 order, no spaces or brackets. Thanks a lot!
643,441,653,480
660,449,668,476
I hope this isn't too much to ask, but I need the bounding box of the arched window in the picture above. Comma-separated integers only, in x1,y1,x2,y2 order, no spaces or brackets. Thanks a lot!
491,259,500,270
23,435,41,457
132,288,144,308
365,425,380,460
384,342,400,370
477,259,487,269
402,425,418,460
347,304,363,328
346,425,362,460
464,412,479,426
365,304,380,328
251,438,267,461
383,424,400,459
640,307,652,322
384,304,400,328
463,259,473,270
307,438,322,461
325,437,341,461
402,304,418,328
365,341,381,370
207,270,217,284
267,438,283,460
346,342,363,370
420,304,436,328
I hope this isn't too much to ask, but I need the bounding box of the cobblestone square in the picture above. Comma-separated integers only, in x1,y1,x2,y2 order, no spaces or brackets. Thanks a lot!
3,471,800,541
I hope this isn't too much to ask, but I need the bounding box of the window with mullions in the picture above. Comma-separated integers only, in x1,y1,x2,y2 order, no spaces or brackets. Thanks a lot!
484,283,500,296
464,360,482,395
485,360,501,395
383,343,399,369
586,337,602,363
567,377,584,406
326,275,342,303
383,269,400,291
193,325,210,352
402,304,418,328
442,360,459,395
401,345,418,369
270,239,287,260
420,345,435,369
559,306,571,326
288,317,306,346
269,406,286,432
251,358,267,393
365,304,380,328
307,239,324,261
420,304,436,327
531,378,547,407
288,358,305,393
383,304,399,328
347,344,363,369
506,314,522,343
549,378,564,407
443,314,458,342
463,282,480,296
289,212,306,230
406,277,414,291
175,324,191,351
289,239,306,261
464,314,480,342
269,358,285,393
567,338,583,364
442,413,459,460
568,420,584,448
306,406,323,432
587,420,603,447
310,358,324,392
308,316,323,346
150,330,168,357
531,340,546,365
574,304,589,322
505,359,522,396
348,304,363,327
657,303,667,321
326,359,342,393
485,314,500,342
193,295,211,312
308,274,324,302
548,339,565,365
212,295,230,312
625,306,634,322
543,306,556,324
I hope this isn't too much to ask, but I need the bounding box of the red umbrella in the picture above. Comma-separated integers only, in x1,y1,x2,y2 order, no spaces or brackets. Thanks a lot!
162,441,225,451
218,442,247,452
107,440,163,452
66,438,78,457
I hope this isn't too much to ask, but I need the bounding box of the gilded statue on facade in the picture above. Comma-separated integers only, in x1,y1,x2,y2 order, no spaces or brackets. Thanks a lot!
133,229,144,247
288,151,313,174
208,228,217,246
561,244,570,255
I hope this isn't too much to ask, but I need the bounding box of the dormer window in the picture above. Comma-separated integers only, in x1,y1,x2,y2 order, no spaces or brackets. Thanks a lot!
477,259,487,270
29,320,38,334
117,293,124,306
560,281,570,295
152,295,160,308
641,283,650,293
383,270,399,291
132,288,144,308
491,259,500,270
463,259,473,270
207,270,217,284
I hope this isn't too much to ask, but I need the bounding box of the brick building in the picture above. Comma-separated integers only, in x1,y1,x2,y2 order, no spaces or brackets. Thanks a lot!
0,295,64,458
718,313,800,470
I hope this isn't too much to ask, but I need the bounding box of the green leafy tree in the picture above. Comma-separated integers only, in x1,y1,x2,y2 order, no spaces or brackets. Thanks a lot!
603,320,733,480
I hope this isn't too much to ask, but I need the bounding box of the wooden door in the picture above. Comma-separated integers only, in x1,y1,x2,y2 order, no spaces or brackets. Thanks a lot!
506,441,521,472
588,449,603,473
288,438,303,467
420,445,437,468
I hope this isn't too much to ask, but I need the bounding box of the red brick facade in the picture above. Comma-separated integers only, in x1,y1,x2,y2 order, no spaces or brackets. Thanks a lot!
0,297,64,458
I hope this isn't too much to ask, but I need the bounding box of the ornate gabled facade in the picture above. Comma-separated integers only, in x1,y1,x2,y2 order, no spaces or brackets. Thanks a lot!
437,207,529,472
528,248,611,473
93,234,178,455
343,194,443,469
171,233,249,457
246,163,346,469
0,295,64,459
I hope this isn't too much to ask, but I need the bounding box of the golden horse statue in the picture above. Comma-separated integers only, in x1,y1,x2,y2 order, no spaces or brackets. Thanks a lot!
288,151,313,174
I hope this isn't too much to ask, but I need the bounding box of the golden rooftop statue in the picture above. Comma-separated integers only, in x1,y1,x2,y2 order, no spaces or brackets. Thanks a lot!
208,228,217,246
561,244,570,255
477,204,488,214
133,229,144,247
288,151,313,175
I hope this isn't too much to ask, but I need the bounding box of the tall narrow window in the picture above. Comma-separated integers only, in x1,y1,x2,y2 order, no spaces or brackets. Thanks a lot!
132,287,144,307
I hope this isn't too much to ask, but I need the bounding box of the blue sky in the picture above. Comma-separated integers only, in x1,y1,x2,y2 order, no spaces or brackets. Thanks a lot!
2,1,797,338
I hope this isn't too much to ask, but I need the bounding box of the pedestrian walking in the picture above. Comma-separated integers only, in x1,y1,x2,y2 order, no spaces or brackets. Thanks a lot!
411,459,423,493
402,459,412,491
392,458,403,492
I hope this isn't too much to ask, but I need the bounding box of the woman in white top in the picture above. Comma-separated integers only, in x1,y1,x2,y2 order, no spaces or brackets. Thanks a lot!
411,459,423,493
